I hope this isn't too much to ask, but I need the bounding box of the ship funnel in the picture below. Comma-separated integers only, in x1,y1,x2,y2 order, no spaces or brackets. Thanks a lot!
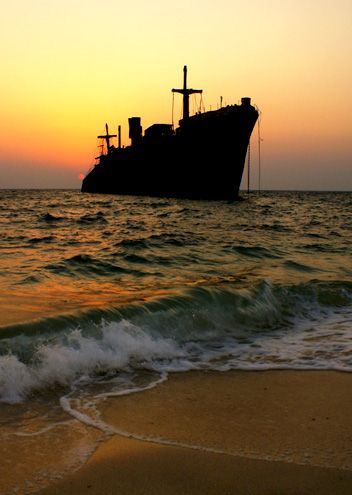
129,117,142,147
241,97,251,106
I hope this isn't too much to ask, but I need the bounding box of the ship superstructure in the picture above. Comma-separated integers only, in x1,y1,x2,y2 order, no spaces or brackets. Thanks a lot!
81,66,258,199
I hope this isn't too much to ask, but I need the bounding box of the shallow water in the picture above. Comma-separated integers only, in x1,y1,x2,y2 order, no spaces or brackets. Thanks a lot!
0,189,351,492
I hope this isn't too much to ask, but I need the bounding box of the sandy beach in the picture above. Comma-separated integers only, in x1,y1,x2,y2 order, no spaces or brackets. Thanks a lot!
35,370,352,495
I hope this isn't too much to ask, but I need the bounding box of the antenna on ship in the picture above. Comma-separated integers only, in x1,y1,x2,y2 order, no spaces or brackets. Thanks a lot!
98,123,117,154
172,66,202,120
118,125,122,148
95,143,104,160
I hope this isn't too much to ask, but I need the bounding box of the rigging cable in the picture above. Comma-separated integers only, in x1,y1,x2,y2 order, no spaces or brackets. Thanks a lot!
247,140,251,195
172,91,175,129
192,93,200,114
257,109,262,193
192,93,196,114
200,93,205,113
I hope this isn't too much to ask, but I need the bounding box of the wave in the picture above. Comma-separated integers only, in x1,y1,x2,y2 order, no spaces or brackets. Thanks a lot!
45,254,144,278
302,243,348,254
0,279,351,403
115,232,204,250
227,245,283,259
283,260,319,272
15,274,42,285
40,213,66,222
27,236,54,244
78,212,107,224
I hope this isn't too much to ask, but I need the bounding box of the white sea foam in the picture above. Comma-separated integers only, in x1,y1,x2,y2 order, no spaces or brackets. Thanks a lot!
60,393,347,471
0,354,36,403
14,420,75,437
1,281,352,404
0,320,179,403
1,314,351,404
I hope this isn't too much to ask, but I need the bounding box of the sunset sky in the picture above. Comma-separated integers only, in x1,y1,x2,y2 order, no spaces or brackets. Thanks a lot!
0,0,351,190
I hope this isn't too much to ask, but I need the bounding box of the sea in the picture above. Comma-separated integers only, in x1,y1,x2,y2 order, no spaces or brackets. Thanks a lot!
0,189,351,493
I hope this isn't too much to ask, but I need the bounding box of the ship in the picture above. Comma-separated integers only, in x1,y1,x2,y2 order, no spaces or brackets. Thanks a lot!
81,66,259,200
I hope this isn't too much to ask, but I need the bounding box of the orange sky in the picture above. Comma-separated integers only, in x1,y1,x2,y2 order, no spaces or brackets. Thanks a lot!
0,0,351,190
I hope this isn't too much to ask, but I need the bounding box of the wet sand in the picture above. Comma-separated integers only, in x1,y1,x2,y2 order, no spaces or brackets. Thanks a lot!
36,370,352,495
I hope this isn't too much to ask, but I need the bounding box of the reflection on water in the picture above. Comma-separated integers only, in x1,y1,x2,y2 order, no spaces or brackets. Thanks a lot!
0,190,351,493
1,190,351,320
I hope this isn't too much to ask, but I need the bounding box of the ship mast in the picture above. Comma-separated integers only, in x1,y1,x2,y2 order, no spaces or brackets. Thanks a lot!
172,66,202,120
98,123,117,154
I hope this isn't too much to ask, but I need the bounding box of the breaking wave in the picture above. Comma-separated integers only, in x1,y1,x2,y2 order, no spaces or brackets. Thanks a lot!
1,279,351,403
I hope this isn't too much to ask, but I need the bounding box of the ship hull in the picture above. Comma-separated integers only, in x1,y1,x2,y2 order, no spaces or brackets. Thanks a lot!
82,103,258,200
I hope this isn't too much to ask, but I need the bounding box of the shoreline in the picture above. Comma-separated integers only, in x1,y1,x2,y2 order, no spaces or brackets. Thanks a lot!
34,369,352,495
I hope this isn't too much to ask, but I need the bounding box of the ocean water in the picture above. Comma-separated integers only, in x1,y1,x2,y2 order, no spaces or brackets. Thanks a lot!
1,189,352,492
